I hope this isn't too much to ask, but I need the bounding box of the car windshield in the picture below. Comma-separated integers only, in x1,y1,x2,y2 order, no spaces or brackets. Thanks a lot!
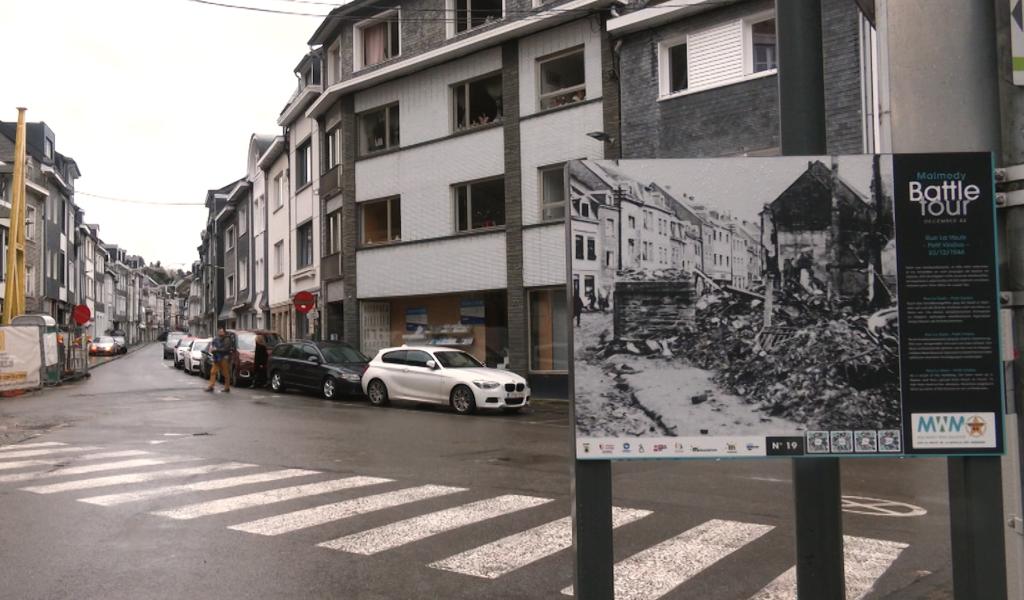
319,344,368,364
434,351,484,368
193,341,209,351
95,337,114,343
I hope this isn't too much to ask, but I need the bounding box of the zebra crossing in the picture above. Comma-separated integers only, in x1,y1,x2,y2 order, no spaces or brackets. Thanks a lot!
0,440,909,599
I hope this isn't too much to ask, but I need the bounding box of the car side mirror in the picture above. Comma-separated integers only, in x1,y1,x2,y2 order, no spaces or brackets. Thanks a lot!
309,356,321,364
425,359,437,370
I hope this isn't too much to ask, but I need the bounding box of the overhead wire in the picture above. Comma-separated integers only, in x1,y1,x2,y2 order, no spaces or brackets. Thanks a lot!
76,191,206,206
185,0,736,22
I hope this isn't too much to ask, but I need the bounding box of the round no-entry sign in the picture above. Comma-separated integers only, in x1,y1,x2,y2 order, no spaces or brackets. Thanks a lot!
72,304,92,326
293,291,316,314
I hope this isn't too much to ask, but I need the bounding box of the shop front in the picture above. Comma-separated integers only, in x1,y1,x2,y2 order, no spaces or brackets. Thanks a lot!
359,291,507,367
527,286,569,397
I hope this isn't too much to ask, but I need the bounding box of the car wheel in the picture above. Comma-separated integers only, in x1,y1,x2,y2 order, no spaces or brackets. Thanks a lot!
366,379,389,407
322,377,337,400
270,371,285,393
450,385,476,415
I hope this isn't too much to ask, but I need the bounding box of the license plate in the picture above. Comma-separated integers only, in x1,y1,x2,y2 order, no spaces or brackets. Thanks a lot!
507,393,524,399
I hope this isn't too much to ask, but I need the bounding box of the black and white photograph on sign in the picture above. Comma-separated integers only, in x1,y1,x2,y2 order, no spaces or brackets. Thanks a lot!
571,157,902,457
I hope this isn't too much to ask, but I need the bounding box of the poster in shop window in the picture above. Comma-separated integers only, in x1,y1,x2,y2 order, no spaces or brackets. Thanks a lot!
569,154,1004,459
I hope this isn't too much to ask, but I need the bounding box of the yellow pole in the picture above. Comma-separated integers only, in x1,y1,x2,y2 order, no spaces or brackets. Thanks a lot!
3,108,27,324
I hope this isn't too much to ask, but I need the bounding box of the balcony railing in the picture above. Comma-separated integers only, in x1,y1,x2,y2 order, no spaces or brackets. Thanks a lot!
321,252,343,281
320,164,342,200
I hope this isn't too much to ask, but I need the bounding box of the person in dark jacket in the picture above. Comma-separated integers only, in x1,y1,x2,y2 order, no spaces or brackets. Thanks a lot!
574,294,584,327
205,328,235,393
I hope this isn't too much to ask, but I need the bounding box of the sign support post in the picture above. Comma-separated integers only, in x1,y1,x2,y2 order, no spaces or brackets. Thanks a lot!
571,458,614,600
777,2,846,598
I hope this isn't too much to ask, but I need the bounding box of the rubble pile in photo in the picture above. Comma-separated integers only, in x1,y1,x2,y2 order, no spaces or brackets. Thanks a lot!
674,281,900,430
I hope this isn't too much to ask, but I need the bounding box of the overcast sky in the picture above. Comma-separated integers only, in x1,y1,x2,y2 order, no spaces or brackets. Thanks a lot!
0,0,328,271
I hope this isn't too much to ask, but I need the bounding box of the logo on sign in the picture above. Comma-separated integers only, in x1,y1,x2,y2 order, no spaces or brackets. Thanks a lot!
912,413,997,449
599,443,615,454
917,414,965,434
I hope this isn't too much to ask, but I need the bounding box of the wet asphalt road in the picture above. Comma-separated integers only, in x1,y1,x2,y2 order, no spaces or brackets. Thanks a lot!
0,344,955,599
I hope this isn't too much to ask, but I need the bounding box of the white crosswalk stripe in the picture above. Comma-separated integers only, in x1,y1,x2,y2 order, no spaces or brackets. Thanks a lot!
0,441,67,452
0,446,102,460
429,507,652,580
0,450,157,477
21,462,257,494
319,494,554,555
0,456,198,484
79,469,320,506
0,444,907,598
749,535,908,600
562,519,774,599
229,484,467,536
152,476,393,520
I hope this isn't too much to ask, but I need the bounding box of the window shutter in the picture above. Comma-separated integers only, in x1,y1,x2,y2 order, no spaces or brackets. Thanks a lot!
686,20,744,90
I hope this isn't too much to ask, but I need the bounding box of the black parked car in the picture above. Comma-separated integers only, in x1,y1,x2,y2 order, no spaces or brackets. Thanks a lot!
268,341,369,399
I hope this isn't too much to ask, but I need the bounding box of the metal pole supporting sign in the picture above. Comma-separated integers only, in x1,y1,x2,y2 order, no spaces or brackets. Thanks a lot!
776,1,847,598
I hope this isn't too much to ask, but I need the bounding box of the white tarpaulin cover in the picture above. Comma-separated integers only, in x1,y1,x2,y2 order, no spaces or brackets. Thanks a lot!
0,326,41,391
43,333,58,366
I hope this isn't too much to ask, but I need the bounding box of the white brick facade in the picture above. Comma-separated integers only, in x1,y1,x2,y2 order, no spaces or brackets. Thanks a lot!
356,232,507,298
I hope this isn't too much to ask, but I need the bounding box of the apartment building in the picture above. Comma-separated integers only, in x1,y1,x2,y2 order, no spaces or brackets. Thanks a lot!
278,51,323,341
303,0,612,391
260,136,291,338
247,134,275,330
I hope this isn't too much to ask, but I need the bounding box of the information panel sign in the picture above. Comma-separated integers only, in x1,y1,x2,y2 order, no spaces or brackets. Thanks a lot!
570,154,1003,459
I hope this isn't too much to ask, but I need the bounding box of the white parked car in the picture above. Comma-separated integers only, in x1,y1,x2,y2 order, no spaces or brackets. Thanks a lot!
184,338,211,375
361,346,529,414
173,336,196,369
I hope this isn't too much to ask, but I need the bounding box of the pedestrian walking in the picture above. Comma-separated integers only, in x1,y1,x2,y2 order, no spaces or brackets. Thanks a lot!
205,328,235,393
574,294,583,327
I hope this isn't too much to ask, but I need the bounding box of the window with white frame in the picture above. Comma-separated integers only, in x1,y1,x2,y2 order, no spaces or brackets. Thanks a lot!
226,274,234,297
25,205,36,240
273,173,285,210
225,225,235,251
238,204,247,235
323,126,341,171
539,164,566,221
538,48,586,110
452,73,502,131
355,10,400,70
274,240,284,275
748,17,777,73
327,210,342,254
296,139,312,188
255,195,264,231
238,258,248,290
361,197,401,244
359,103,400,155
451,0,502,35
659,12,778,98
296,221,314,269
454,177,504,232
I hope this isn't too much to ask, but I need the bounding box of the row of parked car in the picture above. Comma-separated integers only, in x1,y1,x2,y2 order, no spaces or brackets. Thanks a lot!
161,331,532,415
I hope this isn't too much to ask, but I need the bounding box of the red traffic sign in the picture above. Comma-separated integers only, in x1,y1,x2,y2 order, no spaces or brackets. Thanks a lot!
72,304,92,326
293,291,316,314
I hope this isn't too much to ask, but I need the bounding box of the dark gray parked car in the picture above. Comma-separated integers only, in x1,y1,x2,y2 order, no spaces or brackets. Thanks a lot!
268,341,369,399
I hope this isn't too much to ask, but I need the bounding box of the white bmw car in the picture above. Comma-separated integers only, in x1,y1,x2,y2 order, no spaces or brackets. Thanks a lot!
361,346,530,414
